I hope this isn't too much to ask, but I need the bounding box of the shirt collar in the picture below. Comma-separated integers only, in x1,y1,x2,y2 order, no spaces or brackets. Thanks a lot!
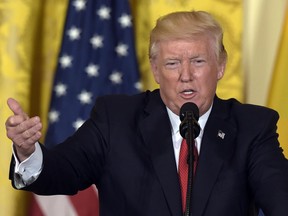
166,104,213,137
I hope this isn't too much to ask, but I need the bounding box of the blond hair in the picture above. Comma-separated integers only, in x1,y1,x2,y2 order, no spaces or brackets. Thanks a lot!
149,11,227,64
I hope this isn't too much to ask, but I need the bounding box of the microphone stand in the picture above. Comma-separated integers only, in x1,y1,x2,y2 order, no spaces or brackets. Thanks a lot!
183,111,195,216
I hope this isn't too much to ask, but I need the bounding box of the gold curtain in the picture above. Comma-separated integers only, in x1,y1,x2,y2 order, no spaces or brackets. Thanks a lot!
0,0,68,215
131,0,244,102
267,5,288,157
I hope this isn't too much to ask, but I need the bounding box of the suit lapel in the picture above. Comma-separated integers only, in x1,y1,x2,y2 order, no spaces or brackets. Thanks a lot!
138,92,238,216
192,97,237,216
139,90,182,216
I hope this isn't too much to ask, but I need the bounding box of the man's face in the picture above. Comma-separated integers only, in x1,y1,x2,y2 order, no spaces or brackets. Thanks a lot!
150,36,225,116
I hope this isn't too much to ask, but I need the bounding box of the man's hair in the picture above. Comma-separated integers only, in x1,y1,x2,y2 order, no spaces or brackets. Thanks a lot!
149,10,227,64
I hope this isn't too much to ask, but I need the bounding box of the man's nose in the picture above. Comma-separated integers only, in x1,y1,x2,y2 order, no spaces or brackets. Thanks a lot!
180,62,193,82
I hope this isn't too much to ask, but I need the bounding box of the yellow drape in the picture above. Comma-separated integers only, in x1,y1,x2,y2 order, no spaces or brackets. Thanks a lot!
267,5,288,157
0,1,68,215
131,0,244,102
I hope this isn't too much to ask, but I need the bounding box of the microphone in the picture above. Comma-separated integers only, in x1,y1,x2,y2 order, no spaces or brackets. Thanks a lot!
179,102,201,216
179,102,200,139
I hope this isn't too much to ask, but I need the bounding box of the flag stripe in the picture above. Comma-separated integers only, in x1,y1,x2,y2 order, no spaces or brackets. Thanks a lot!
35,195,77,216
28,195,45,216
69,186,99,215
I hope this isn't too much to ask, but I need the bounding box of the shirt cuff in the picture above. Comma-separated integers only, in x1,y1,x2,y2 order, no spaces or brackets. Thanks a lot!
13,142,43,188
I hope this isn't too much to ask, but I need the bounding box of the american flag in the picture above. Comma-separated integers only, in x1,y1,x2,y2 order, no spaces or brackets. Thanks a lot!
29,0,141,215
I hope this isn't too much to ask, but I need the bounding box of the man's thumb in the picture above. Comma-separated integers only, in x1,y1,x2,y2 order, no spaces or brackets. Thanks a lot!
7,98,26,116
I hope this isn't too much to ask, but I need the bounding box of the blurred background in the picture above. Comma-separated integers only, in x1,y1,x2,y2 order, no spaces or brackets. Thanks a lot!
0,0,287,215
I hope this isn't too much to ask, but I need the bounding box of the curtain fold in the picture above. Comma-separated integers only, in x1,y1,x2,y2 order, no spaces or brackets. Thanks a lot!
0,1,68,215
267,5,288,157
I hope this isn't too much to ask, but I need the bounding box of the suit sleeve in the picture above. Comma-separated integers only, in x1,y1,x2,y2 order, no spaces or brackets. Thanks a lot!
14,97,110,195
248,109,288,215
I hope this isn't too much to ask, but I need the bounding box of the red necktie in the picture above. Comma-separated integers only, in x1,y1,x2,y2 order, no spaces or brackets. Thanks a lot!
178,138,199,213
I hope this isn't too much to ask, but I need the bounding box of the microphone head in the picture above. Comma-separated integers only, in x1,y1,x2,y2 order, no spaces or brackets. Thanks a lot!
180,102,199,121
179,102,200,139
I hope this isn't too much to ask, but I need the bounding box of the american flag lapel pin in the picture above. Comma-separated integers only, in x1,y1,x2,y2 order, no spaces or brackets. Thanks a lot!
217,130,225,139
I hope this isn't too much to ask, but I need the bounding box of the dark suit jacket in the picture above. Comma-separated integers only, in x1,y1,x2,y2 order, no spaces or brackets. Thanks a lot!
10,89,288,216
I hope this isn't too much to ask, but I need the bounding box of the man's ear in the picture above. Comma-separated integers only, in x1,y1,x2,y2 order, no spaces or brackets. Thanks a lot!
217,62,226,80
150,58,160,84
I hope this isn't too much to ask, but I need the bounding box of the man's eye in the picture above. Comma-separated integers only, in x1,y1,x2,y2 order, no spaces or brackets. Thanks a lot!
165,61,179,69
167,62,176,66
192,59,205,66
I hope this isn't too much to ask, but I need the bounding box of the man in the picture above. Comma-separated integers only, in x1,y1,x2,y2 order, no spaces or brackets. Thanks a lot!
6,11,288,216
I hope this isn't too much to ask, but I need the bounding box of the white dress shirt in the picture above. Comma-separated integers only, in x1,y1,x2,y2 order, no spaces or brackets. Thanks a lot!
166,105,212,169
13,141,43,188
